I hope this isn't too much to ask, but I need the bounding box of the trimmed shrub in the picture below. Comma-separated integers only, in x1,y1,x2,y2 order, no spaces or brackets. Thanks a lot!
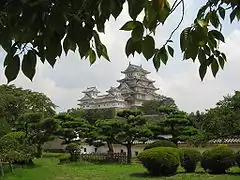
180,148,201,172
138,147,180,176
43,152,66,158
236,151,240,168
144,140,177,150
59,154,71,164
66,143,80,161
201,145,236,174
0,132,34,165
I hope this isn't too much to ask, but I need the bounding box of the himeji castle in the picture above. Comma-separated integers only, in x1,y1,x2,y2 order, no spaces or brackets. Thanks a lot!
78,63,163,109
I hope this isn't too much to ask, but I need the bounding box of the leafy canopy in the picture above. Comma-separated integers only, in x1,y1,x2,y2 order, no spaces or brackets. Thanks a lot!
157,107,198,144
140,96,177,115
0,84,56,127
194,91,240,140
0,0,239,82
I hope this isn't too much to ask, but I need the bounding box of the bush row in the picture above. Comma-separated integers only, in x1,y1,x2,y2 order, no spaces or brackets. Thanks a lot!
138,144,240,176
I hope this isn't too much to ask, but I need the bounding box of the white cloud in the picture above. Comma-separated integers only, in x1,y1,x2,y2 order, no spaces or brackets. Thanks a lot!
1,1,240,113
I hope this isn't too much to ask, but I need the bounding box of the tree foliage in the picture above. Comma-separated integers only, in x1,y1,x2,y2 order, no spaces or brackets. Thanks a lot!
0,131,35,164
0,0,239,82
91,110,152,163
140,96,177,115
157,107,198,145
0,118,10,138
55,114,90,144
66,108,116,124
0,85,57,127
16,112,60,158
193,91,240,141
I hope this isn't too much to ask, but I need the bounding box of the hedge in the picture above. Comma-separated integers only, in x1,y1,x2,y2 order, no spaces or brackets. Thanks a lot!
138,147,180,176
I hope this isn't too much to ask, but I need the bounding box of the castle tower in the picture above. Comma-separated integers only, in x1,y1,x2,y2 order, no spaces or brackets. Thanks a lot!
117,63,161,108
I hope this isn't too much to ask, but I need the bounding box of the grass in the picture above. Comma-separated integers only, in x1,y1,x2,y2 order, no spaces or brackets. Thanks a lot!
2,158,240,180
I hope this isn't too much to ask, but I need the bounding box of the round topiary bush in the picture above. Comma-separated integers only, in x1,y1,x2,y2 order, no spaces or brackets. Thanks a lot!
138,147,180,176
180,148,201,172
236,151,240,168
201,145,236,174
144,140,177,150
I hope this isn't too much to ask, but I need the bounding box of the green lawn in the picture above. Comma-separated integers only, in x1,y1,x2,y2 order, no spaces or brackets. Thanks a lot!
3,158,240,180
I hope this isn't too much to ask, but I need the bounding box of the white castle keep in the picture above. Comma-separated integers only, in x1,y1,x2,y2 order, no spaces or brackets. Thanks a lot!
78,63,162,109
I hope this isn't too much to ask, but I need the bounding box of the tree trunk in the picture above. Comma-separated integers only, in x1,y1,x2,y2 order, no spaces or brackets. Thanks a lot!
107,142,114,161
126,143,132,164
171,125,178,146
107,142,114,153
36,143,43,158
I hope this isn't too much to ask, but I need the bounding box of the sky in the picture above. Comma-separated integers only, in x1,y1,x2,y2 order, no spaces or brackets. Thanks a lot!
0,0,240,113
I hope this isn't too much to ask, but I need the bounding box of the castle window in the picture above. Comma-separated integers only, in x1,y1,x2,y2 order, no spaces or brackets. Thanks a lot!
84,148,87,153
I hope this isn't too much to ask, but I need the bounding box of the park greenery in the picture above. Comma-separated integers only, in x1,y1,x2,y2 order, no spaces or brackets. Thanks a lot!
1,84,240,178
0,0,240,82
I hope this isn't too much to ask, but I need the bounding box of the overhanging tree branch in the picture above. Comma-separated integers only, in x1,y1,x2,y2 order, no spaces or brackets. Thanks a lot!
164,0,185,46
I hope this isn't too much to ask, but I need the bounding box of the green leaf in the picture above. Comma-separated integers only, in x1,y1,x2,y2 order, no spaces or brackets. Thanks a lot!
203,45,211,56
197,4,208,18
208,34,217,51
221,52,227,61
218,56,225,69
159,46,168,65
187,42,199,61
209,30,225,43
89,49,96,65
158,3,170,23
96,18,105,33
142,35,155,60
153,49,161,71
125,38,134,57
199,63,207,81
209,11,220,28
120,21,137,31
214,50,220,57
167,45,174,57
101,44,110,61
131,23,144,41
230,8,237,23
45,32,62,62
198,48,206,64
218,7,225,19
237,10,240,21
180,27,191,52
4,54,12,67
22,50,37,81
63,36,76,55
46,58,57,68
127,0,144,20
5,55,20,83
145,4,158,30
93,30,107,59
111,0,123,19
78,40,90,58
197,19,208,27
211,58,219,77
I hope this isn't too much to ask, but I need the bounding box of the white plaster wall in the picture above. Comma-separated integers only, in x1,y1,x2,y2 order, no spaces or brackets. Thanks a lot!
81,144,146,157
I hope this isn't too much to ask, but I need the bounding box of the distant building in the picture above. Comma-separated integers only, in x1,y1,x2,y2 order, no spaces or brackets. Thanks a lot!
78,63,163,109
